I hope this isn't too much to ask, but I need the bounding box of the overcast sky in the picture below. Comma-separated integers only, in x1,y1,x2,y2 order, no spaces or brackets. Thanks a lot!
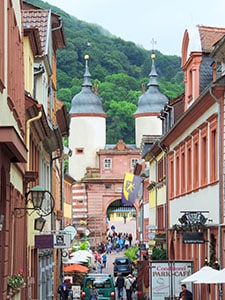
46,0,225,56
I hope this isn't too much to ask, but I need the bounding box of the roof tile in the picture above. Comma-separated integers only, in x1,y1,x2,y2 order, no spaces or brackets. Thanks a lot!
198,25,225,53
23,10,50,55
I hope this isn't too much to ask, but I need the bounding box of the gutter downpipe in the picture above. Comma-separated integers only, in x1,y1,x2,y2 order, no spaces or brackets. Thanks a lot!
25,109,42,300
26,109,43,171
209,84,222,299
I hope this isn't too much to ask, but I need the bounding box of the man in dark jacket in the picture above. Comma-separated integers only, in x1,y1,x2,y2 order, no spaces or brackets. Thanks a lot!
179,284,193,300
115,273,125,300
58,280,69,300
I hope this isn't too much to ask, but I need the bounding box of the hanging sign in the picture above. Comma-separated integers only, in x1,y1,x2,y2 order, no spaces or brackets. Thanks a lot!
35,234,71,249
183,232,205,244
53,234,71,248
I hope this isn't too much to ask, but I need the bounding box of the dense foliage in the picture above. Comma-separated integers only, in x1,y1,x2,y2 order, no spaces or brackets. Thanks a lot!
29,0,184,143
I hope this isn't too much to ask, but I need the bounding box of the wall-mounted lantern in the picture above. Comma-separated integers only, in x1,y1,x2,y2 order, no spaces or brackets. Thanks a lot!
14,185,55,218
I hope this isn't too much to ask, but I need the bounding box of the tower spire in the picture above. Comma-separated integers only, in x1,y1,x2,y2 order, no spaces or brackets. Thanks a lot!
147,39,158,87
82,54,92,88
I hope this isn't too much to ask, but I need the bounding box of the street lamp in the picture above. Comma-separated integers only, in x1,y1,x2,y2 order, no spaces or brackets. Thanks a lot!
34,216,46,232
14,185,55,218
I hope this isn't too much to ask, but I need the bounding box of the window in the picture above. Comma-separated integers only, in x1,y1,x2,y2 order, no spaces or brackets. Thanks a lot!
104,158,112,169
192,129,200,190
76,148,84,154
199,123,208,186
105,184,112,190
186,138,192,192
131,158,138,169
181,143,185,193
157,205,164,231
168,152,174,199
175,148,180,196
209,115,218,182
157,157,165,182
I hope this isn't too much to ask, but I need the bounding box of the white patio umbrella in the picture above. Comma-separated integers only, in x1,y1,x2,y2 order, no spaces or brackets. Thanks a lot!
70,250,94,258
63,256,89,264
181,266,219,283
203,268,225,284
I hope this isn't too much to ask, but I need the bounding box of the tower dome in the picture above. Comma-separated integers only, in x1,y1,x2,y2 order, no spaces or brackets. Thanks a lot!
69,55,106,180
134,53,169,148
70,55,106,115
134,53,168,115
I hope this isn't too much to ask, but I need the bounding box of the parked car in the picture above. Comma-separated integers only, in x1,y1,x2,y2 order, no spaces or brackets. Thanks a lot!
81,273,115,300
113,257,132,277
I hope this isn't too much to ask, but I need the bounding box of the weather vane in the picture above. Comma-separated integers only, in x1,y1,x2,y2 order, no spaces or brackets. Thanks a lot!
151,38,157,52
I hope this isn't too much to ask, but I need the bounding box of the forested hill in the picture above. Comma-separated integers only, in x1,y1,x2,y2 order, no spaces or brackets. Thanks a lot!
28,0,184,144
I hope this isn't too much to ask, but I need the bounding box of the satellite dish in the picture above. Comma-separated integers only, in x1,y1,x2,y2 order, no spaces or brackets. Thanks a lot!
64,225,77,241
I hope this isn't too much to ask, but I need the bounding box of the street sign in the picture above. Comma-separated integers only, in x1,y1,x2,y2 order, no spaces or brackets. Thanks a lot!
53,234,71,248
35,234,71,249
148,232,156,240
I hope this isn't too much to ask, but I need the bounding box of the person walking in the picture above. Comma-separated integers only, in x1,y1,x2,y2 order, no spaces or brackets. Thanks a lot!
125,274,134,300
179,284,193,300
102,253,107,268
57,280,69,300
68,285,73,300
115,273,125,300
89,285,99,300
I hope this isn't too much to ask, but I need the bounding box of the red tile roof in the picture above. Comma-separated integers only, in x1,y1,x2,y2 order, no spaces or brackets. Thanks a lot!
23,10,50,56
198,25,225,53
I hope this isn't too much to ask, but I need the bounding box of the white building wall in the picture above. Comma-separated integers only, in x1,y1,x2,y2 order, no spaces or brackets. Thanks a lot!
69,116,106,180
135,116,162,148
170,184,220,227
169,102,220,228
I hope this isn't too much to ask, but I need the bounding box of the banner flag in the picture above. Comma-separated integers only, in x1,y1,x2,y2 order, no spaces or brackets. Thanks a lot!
121,172,142,205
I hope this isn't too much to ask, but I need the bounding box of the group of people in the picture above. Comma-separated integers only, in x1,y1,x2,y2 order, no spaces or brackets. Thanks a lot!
105,232,133,254
115,273,137,300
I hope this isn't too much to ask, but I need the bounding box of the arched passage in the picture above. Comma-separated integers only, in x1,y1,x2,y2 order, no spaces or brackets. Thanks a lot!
106,199,137,243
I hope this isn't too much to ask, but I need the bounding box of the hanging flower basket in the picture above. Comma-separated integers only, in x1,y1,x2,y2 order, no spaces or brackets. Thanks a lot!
7,273,25,289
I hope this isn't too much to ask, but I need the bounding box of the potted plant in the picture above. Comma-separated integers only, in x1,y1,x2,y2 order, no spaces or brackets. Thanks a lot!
7,269,25,296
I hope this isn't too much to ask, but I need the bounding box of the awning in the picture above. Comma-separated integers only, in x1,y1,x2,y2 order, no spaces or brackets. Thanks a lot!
64,264,89,273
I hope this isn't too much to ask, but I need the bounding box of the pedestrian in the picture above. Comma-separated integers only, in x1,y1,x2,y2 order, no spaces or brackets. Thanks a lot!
102,253,107,268
106,241,112,254
124,238,129,249
115,273,125,300
179,284,193,300
128,233,132,247
97,260,103,273
124,274,134,300
68,285,73,300
57,280,69,300
89,284,98,300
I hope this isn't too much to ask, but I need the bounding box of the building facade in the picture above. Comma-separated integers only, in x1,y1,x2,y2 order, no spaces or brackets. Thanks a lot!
0,1,69,299
142,25,225,299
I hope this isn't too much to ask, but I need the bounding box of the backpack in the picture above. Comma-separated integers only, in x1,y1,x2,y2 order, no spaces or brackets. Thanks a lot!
57,285,62,294
132,279,137,291
57,283,68,294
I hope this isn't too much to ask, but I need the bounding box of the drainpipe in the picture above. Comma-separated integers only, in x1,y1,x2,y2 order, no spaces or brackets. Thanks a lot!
209,85,222,279
25,108,42,300
26,108,42,171
51,17,63,32
156,141,168,256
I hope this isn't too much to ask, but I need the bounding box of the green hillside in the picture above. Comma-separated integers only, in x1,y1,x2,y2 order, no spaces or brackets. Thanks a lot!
27,0,184,144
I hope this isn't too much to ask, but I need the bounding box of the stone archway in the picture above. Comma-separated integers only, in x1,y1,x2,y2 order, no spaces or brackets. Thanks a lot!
105,198,137,242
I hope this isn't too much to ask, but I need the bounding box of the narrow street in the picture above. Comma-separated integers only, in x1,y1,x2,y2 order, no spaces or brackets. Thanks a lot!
101,249,137,300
